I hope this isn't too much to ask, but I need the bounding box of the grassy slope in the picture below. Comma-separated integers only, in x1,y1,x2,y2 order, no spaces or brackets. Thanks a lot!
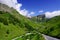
42,16,60,38
31,15,60,38
0,11,28,40
0,4,45,40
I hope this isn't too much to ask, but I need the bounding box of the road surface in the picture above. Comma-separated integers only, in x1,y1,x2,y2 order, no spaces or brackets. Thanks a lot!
42,34,60,40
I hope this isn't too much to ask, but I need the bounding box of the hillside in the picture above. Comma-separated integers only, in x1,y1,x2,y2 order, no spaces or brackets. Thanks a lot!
31,15,60,39
41,16,60,38
0,3,45,40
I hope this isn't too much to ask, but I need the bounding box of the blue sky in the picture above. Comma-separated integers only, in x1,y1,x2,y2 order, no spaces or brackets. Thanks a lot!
17,0,60,16
0,0,60,18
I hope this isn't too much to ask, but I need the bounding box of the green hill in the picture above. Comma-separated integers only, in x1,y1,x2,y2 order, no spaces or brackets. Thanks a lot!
0,3,45,40
30,15,60,38
41,16,60,38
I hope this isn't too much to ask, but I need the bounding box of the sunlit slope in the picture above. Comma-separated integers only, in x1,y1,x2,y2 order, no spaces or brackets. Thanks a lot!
43,16,60,38
0,3,45,40
30,14,60,38
33,16,60,38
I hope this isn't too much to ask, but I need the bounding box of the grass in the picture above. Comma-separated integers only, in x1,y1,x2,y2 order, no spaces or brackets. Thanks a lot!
30,15,60,38
0,3,45,40
15,33,45,40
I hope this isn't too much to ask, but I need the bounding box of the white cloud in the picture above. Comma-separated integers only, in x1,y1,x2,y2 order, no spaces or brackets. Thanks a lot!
0,0,35,18
0,0,16,7
39,10,43,13
45,10,60,18
0,0,22,12
27,12,35,18
20,9,28,16
0,0,22,11
30,12,35,14
15,4,22,10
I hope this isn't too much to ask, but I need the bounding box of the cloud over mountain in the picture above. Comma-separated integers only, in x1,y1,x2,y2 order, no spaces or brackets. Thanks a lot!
45,10,60,18
0,0,60,18
0,0,35,17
